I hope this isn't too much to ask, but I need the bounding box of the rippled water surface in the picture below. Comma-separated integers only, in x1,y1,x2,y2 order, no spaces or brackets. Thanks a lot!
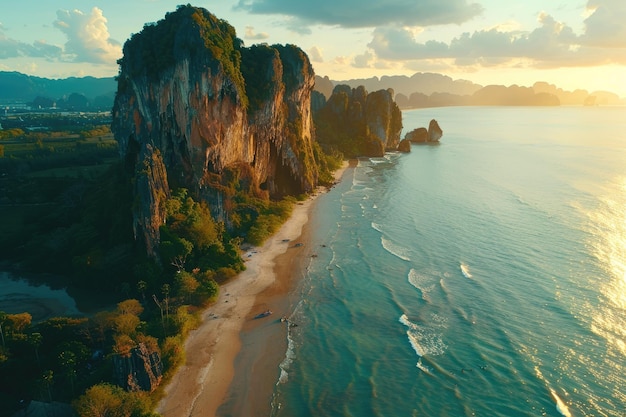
272,106,626,417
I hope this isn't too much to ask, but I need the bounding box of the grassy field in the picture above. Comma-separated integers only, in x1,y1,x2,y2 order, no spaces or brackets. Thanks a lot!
2,133,117,158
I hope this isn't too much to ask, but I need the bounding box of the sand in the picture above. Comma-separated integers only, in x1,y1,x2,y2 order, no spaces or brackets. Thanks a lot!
157,162,349,417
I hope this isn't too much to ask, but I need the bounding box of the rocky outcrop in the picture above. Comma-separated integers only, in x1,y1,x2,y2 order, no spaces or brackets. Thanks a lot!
112,6,319,256
314,85,402,158
397,139,411,153
113,342,163,392
404,119,443,144
428,119,443,142
405,127,428,143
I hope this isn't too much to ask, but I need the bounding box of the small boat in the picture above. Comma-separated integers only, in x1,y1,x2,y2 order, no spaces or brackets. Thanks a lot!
254,310,273,319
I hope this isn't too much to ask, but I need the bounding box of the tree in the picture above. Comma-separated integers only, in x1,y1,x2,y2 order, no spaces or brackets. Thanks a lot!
58,350,77,394
161,284,171,320
113,334,135,358
72,383,134,417
90,311,115,349
114,313,140,336
117,299,144,316
6,312,32,336
160,235,193,272
29,332,43,364
41,370,54,402
175,271,199,302
136,280,147,304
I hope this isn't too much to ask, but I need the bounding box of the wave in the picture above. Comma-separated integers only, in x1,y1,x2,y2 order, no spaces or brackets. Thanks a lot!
460,263,472,278
381,237,411,261
399,314,447,360
371,222,384,233
417,358,434,375
536,366,572,417
406,328,426,357
369,157,388,164
550,388,572,417
408,269,435,302
277,322,296,385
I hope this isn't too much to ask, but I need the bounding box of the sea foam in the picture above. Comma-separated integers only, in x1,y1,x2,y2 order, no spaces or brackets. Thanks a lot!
381,237,411,261
408,269,435,302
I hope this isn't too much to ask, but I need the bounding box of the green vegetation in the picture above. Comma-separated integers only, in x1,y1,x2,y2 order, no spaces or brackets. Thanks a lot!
240,44,281,115
0,297,178,417
0,112,336,415
119,4,248,108
314,90,371,158
313,88,401,158
0,5,353,414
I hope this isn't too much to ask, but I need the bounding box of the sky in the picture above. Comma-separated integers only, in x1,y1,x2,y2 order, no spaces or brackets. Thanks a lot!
1,0,625,97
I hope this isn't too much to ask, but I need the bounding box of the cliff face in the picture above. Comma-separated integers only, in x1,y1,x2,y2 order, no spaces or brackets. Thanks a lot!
112,6,318,256
314,84,402,158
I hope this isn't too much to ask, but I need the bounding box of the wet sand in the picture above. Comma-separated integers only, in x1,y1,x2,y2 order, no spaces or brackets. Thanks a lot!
216,213,314,417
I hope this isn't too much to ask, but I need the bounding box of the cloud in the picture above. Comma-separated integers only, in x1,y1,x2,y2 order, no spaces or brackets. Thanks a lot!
235,0,483,28
580,0,626,47
308,46,324,62
53,7,121,64
365,5,626,70
353,50,374,68
0,29,62,60
0,31,22,59
244,26,269,40
31,40,64,59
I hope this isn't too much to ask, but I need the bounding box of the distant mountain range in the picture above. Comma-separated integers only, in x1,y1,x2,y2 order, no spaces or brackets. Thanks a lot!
1,71,622,111
0,71,116,110
315,72,624,107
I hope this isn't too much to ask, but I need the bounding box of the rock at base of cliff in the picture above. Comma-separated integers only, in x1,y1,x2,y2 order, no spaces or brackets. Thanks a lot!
397,139,411,153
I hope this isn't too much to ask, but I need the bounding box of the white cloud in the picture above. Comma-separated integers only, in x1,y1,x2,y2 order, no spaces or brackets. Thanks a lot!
364,5,626,70
244,26,269,40
53,7,121,64
0,28,62,60
353,50,374,68
308,46,324,63
580,0,626,47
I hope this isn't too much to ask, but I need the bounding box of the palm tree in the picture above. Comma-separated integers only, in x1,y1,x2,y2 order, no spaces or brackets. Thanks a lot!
29,332,43,364
42,370,54,401
137,280,147,304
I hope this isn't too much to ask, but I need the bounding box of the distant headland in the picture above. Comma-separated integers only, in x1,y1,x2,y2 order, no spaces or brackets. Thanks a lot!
1,69,622,114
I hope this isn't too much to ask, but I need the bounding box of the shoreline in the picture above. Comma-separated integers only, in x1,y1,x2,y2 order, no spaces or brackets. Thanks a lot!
156,162,350,417
216,199,316,417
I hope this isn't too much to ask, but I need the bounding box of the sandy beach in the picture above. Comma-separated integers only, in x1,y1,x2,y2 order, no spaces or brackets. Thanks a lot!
157,162,349,417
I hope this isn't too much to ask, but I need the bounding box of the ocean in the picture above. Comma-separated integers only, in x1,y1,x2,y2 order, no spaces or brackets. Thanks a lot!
271,106,626,417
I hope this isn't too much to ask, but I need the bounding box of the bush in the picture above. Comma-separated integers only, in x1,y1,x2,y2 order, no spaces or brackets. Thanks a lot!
161,335,185,376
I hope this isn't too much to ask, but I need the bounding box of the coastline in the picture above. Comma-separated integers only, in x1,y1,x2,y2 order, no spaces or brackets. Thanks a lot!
156,162,350,417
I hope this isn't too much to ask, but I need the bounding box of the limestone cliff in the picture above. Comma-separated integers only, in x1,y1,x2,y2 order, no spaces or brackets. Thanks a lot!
314,84,402,158
112,6,318,256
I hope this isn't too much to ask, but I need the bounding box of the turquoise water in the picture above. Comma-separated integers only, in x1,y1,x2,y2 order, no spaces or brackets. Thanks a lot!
272,106,626,417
